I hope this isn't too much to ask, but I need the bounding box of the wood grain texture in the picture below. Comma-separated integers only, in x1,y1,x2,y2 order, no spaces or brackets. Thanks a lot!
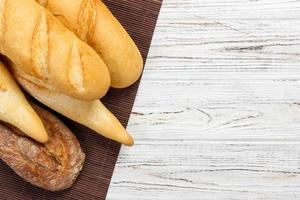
0,1,162,199
107,0,300,199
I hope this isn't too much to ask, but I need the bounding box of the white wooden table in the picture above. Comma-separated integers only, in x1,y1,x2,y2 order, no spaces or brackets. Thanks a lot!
107,0,300,199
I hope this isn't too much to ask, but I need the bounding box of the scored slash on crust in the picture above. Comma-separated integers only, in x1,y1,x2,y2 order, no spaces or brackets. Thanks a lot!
32,9,49,80
69,41,84,92
32,8,86,94
0,0,7,52
77,0,97,43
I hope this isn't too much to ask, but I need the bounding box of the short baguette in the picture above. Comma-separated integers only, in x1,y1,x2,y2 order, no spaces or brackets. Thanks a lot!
0,61,48,143
15,73,134,146
0,0,110,100
0,103,85,191
38,0,143,88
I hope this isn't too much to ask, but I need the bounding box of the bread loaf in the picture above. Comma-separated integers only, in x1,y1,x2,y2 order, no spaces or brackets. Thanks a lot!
0,61,48,143
37,0,143,88
0,103,85,191
0,0,111,100
15,73,134,146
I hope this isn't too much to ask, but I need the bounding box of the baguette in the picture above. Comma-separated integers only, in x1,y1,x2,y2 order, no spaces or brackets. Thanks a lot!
15,73,134,146
37,0,143,88
0,103,85,191
0,61,48,143
0,0,110,100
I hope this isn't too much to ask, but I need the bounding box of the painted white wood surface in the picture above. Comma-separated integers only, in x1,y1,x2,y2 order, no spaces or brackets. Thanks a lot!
107,0,300,199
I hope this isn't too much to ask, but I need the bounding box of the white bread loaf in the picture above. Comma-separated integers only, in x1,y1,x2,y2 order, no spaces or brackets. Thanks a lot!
38,0,143,88
0,61,48,143
0,0,111,101
15,73,134,146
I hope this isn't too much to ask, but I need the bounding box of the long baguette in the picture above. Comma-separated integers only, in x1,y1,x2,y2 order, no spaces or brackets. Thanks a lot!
0,61,48,143
15,73,134,146
0,0,110,100
37,0,143,88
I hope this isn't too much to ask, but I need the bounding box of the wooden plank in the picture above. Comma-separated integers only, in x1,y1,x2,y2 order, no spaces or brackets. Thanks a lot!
107,0,300,199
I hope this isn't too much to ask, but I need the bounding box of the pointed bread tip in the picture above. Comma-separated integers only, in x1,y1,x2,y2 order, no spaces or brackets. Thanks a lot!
20,119,49,143
35,129,49,143
123,132,134,146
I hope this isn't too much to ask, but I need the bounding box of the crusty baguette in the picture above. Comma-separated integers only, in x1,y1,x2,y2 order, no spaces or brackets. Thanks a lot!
0,103,85,191
0,61,48,143
15,74,134,146
37,0,143,88
0,0,111,100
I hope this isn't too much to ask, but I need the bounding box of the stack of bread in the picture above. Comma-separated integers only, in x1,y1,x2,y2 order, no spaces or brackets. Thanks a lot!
0,0,143,191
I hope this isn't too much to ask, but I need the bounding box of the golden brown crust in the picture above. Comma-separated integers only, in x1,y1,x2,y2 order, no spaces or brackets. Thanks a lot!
0,0,7,52
77,0,96,43
1,0,110,100
0,61,48,143
41,0,143,88
31,8,49,79
0,104,85,191
15,73,134,146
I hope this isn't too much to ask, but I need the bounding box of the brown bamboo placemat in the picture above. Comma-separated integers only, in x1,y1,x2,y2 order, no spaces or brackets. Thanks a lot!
0,0,163,199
